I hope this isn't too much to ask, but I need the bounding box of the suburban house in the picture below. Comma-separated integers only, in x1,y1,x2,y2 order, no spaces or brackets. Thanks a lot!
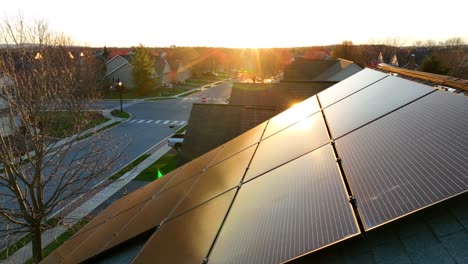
167,59,191,84
282,58,362,81
43,68,468,264
154,56,172,87
104,55,134,89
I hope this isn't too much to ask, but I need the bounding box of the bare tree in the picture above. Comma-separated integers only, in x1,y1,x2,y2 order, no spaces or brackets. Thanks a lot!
0,17,123,263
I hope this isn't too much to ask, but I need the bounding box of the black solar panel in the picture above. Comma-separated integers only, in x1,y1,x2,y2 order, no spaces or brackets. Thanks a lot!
211,121,266,165
262,95,320,138
131,189,236,264
336,91,468,230
169,146,256,218
161,146,222,191
244,111,329,182
318,68,389,108
324,76,434,138
208,145,360,263
99,177,197,253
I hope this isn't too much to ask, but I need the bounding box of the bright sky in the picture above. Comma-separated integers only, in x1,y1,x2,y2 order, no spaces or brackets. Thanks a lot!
2,0,467,48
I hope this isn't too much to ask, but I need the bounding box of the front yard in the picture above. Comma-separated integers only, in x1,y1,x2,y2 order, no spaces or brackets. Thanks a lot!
40,111,110,138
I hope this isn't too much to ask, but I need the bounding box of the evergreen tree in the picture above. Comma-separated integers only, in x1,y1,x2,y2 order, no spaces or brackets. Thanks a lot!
420,56,448,75
132,44,157,95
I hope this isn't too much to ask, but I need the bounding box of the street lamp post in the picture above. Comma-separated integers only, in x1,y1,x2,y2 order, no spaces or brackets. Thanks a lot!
117,81,123,112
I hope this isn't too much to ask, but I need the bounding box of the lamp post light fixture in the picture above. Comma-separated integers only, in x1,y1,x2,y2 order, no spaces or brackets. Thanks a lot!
117,80,123,112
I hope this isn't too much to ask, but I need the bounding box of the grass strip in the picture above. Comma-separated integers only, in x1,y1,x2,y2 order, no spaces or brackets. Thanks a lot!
24,219,90,264
110,110,130,119
133,149,178,181
109,154,151,180
75,121,121,141
179,90,200,97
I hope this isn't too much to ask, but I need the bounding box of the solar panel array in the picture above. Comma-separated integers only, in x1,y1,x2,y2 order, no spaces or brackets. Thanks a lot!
43,69,468,264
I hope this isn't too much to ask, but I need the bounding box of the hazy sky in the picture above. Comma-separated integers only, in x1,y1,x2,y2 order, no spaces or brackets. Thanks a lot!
2,0,467,48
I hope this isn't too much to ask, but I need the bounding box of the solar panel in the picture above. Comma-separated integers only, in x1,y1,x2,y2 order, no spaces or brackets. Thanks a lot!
161,145,222,191
99,177,196,253
131,189,236,264
41,221,105,264
324,76,434,139
68,201,150,263
318,68,388,108
208,145,360,263
336,91,468,230
244,111,329,182
211,121,266,165
262,95,320,138
170,146,256,219
78,166,182,235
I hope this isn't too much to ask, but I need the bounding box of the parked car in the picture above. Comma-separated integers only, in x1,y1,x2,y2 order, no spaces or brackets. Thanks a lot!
168,134,184,151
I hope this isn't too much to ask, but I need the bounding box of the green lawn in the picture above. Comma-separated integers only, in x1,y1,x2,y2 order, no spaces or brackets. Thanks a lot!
133,149,179,181
103,87,192,99
110,110,130,119
40,111,109,138
179,90,200,97
109,154,151,180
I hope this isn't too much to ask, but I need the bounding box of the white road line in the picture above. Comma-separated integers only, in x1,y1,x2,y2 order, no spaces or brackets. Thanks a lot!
146,120,153,123
163,120,170,124
137,120,145,124
129,120,137,123
154,120,161,124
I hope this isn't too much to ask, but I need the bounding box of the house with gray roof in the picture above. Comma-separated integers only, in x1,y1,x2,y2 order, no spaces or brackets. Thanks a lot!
105,55,135,89
154,56,171,87
167,59,191,84
283,58,362,81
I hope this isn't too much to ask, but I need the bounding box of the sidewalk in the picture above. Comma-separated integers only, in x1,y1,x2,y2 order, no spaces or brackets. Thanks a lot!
1,144,172,264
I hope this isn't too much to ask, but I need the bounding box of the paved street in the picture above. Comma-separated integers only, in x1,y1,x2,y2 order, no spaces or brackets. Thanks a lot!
0,81,232,251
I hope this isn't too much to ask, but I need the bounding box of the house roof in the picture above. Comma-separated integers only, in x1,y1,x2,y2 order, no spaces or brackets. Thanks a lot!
283,58,362,81
104,62,133,78
179,104,276,163
230,81,335,112
154,57,170,75
43,68,468,264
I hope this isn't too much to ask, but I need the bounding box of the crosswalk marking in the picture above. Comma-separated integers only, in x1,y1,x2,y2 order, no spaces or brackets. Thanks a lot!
127,119,187,125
